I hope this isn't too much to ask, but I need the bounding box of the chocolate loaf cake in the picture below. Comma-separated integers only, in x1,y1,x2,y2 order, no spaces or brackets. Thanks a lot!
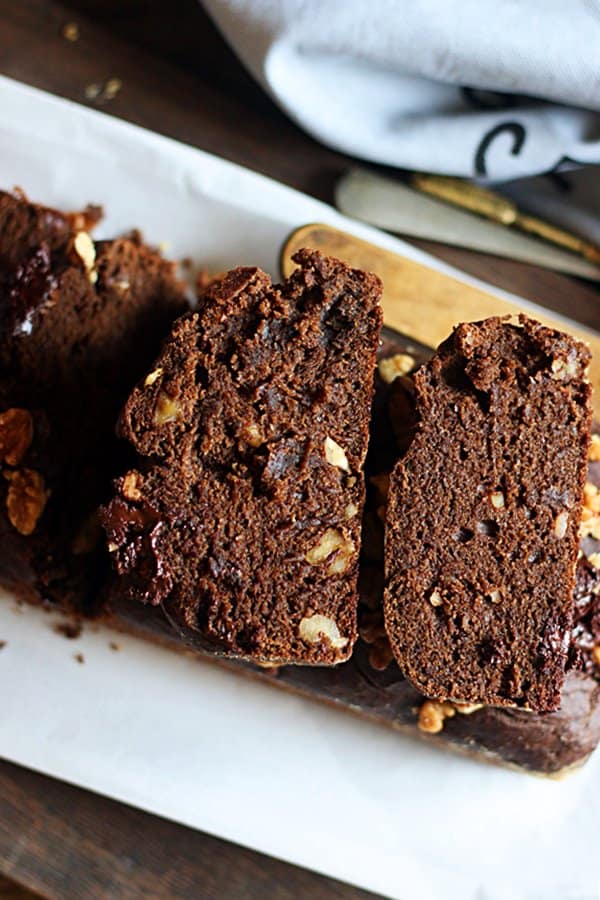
384,316,592,712
106,329,600,774
0,189,188,612
102,249,382,663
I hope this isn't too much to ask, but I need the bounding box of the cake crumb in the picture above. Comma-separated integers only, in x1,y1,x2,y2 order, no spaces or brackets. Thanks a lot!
74,652,85,664
54,621,82,639
109,641,120,652
0,641,6,650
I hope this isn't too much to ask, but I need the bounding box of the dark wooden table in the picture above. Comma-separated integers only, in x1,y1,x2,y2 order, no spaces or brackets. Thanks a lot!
1,2,599,898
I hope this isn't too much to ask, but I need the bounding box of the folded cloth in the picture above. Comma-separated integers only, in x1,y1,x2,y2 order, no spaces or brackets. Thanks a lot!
202,0,600,183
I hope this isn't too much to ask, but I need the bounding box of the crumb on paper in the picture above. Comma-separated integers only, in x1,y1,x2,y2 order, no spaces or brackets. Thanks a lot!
62,22,79,41
0,641,6,650
74,652,85,664
181,257,193,271
54,621,82,639
109,641,120,652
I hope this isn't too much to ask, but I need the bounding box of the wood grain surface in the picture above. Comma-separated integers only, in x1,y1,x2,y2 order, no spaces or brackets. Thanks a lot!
0,1,599,898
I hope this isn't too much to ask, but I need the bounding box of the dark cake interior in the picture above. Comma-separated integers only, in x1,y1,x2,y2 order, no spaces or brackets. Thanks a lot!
0,189,188,612
384,316,592,712
102,250,383,664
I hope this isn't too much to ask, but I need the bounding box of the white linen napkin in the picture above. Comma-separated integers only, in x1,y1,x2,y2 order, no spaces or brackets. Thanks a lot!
202,0,600,240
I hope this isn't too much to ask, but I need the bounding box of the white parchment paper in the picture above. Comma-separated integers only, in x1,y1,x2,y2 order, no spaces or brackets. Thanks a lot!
0,76,599,900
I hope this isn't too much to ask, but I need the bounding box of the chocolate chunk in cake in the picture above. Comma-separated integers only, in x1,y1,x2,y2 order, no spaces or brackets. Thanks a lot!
384,316,592,711
0,189,188,611
102,249,382,664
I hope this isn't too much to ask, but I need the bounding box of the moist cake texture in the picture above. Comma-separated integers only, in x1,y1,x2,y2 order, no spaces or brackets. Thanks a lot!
384,316,592,712
0,189,188,611
102,249,382,663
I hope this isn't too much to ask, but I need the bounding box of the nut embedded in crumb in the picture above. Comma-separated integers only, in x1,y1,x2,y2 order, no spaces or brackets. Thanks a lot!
344,502,358,519
4,468,50,535
153,393,180,425
589,434,600,462
487,589,502,604
73,231,97,283
305,528,355,575
0,408,34,466
417,699,456,734
554,511,568,539
429,589,443,607
490,491,505,509
593,646,600,667
298,614,348,650
324,436,350,472
378,353,415,384
550,357,578,381
245,423,264,448
122,471,142,502
144,367,164,387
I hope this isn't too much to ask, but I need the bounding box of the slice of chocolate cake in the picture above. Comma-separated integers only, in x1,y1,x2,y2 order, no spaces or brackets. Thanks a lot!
102,249,382,664
384,315,592,712
0,189,188,612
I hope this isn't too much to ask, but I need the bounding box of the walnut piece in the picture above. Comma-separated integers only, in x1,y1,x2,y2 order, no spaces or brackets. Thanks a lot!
490,491,505,509
305,528,355,575
73,231,97,283
429,589,443,607
550,357,578,381
554,511,568,539
122,471,142,501
324,436,349,472
378,353,415,384
587,552,600,569
453,701,484,715
417,699,456,734
589,434,600,462
153,393,180,425
144,367,163,387
0,408,33,466
245,423,264,448
4,468,49,535
298,614,348,650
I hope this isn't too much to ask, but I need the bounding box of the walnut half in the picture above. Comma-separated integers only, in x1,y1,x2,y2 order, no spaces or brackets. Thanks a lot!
4,468,50,535
0,408,33,466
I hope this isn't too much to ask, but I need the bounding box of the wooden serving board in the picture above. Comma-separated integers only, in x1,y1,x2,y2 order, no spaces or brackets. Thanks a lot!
281,224,600,416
